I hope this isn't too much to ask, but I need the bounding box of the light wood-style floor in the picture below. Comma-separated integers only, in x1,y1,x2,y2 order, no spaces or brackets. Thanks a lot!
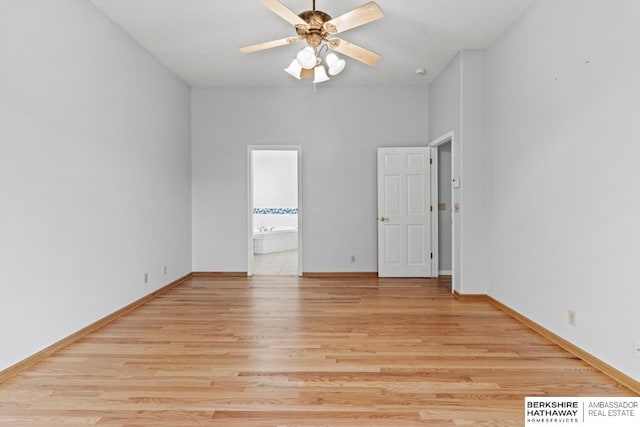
0,276,634,426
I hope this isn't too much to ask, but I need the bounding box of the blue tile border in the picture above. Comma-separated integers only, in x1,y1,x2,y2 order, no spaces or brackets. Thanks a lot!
253,208,298,215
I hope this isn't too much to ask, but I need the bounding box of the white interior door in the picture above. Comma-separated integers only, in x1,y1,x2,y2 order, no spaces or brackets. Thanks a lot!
377,147,432,277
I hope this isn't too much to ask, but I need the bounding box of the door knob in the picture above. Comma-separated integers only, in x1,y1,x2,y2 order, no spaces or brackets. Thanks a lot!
379,216,388,222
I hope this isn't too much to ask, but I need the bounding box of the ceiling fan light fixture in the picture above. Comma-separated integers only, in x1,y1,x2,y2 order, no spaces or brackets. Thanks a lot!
326,53,346,76
296,46,317,69
313,64,330,83
284,59,303,79
239,1,385,85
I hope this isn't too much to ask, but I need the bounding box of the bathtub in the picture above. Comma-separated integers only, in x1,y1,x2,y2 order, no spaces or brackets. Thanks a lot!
253,227,298,254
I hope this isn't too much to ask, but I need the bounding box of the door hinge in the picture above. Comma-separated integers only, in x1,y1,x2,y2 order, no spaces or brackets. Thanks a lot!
430,252,433,259
430,205,433,212
430,158,433,165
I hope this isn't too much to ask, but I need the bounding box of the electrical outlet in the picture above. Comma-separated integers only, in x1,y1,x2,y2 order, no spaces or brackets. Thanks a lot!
163,265,167,275
144,273,148,284
350,255,356,263
634,339,640,359
568,310,576,327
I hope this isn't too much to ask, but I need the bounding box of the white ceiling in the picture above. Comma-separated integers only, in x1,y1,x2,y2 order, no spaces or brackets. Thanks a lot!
89,0,535,88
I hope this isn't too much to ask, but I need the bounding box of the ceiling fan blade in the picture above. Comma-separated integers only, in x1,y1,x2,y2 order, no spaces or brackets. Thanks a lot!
260,0,309,29
239,37,299,53
328,39,381,66
323,1,384,35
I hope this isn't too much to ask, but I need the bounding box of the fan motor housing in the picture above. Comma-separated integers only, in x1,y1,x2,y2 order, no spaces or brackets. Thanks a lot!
296,10,332,47
298,10,332,29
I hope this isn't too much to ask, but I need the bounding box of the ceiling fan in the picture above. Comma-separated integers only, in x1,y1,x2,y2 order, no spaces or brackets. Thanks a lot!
239,0,384,81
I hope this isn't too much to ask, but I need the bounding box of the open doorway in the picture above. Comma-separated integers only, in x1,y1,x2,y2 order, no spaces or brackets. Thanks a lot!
247,146,302,276
437,141,452,276
429,132,454,292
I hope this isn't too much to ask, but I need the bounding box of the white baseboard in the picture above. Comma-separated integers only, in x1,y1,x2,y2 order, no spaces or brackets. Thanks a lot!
439,270,452,275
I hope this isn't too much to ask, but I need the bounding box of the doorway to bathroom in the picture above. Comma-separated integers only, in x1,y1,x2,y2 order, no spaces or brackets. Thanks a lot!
247,146,302,276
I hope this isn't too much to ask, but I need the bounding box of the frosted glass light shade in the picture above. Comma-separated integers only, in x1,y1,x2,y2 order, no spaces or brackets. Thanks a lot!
326,53,346,76
313,65,330,83
296,47,317,69
284,59,302,79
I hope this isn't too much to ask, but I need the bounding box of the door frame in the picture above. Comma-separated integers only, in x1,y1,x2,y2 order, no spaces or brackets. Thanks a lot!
247,145,303,277
428,131,455,292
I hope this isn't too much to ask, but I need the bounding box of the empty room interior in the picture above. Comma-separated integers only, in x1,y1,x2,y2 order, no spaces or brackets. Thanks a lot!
1,0,639,425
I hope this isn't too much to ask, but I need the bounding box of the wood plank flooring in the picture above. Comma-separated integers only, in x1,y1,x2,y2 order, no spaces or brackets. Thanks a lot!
0,276,635,426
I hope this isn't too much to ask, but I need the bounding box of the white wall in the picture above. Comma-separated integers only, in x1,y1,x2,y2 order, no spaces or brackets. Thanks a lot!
486,0,640,380
428,51,488,294
253,151,298,209
0,0,191,371
192,86,428,272
459,50,488,294
253,150,298,230
429,54,462,144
